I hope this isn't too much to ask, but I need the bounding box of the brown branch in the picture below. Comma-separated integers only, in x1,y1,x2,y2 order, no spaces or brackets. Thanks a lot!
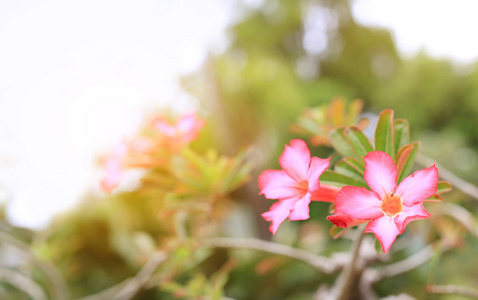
0,231,69,300
426,284,478,299
202,237,338,274
80,251,167,300
375,245,434,280
331,224,366,300
416,153,478,201
0,268,48,300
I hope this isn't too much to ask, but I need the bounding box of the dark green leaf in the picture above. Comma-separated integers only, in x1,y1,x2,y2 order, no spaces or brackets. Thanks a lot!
375,109,395,157
345,126,374,157
320,170,367,187
334,160,365,183
393,119,410,155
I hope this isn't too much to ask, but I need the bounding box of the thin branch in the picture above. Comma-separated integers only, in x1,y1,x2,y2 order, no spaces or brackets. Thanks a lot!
416,153,478,201
426,284,478,299
0,268,48,300
376,245,434,280
202,237,337,274
332,224,366,300
80,251,167,300
0,231,69,300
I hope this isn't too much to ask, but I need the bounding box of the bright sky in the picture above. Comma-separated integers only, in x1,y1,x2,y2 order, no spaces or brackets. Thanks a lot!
352,0,478,63
1,0,478,229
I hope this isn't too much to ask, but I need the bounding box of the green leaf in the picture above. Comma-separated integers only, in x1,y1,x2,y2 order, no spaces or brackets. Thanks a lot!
345,126,374,157
343,157,365,173
320,170,367,187
436,181,453,194
334,160,366,183
375,109,395,157
329,128,357,158
424,194,443,203
396,142,420,183
393,119,410,155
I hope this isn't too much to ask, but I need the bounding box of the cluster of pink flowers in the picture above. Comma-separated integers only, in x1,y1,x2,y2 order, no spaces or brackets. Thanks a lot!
100,112,205,194
258,139,438,253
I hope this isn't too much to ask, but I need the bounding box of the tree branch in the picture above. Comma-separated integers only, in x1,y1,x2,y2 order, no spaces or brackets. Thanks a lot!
201,237,338,274
0,231,69,300
426,284,478,299
0,268,48,300
80,251,167,300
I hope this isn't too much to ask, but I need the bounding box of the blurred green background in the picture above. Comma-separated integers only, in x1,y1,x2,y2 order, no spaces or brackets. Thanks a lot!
2,0,478,299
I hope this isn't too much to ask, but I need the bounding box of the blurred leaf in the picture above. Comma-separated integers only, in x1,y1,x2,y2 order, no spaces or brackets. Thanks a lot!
320,170,367,187
393,119,410,154
395,142,420,183
343,157,365,173
424,194,443,203
375,109,395,157
329,128,357,158
346,99,364,125
334,160,366,183
345,126,373,157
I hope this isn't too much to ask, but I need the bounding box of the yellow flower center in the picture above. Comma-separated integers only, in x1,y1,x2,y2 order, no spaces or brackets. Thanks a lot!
381,195,403,217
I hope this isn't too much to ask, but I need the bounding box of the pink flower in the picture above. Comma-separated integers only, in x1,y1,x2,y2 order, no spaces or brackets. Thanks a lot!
100,141,128,193
328,151,438,253
99,137,162,193
258,139,338,234
152,112,205,150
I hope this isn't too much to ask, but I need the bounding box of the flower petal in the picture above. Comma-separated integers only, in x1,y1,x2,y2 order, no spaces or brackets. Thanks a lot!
395,165,438,206
334,186,383,220
394,203,431,233
327,213,367,228
308,156,330,191
289,193,311,221
310,184,341,202
258,170,300,200
365,216,401,253
364,151,398,199
261,198,295,235
279,139,311,182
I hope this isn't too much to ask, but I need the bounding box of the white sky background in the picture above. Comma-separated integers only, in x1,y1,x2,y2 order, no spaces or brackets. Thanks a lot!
1,0,478,229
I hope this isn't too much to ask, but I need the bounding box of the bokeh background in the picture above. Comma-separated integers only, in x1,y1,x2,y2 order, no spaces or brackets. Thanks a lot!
1,0,478,299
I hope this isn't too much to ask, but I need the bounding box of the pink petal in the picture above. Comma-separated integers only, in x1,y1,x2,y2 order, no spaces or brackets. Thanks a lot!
364,151,398,199
261,198,295,235
334,186,383,220
394,203,431,233
310,184,341,202
365,216,401,253
327,213,367,228
279,139,311,182
289,193,311,221
395,165,438,206
258,170,300,200
307,156,330,191
177,112,205,133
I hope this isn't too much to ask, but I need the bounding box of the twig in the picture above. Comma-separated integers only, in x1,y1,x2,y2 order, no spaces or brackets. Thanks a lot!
80,251,167,300
332,224,366,300
426,284,478,299
0,231,69,300
374,245,433,280
0,268,48,300
202,237,337,273
416,153,478,201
